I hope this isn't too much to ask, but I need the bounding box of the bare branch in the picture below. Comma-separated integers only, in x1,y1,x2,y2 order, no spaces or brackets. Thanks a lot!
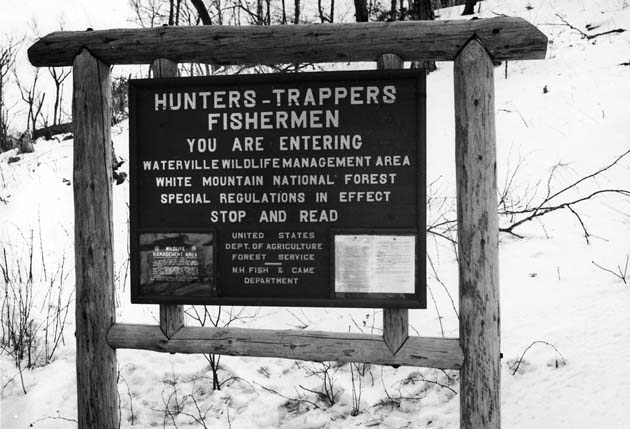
427,253,458,318
29,415,78,427
510,340,566,376
592,256,628,284
253,381,321,410
555,13,626,40
399,372,457,395
189,0,213,25
567,205,589,244
547,148,630,203
499,149,630,236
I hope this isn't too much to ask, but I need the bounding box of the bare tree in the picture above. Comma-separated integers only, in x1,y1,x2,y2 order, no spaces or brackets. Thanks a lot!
354,0,368,22
462,0,477,15
47,67,70,126
129,0,314,75
174,0,183,24
168,0,175,24
256,0,264,24
318,0,335,23
280,0,287,23
130,0,206,27
294,0,301,23
0,37,21,151
410,0,434,20
185,305,259,390
189,0,213,24
39,17,71,127
129,0,169,27
14,68,46,134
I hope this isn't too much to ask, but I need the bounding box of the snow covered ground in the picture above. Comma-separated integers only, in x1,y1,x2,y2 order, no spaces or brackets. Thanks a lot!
1,0,630,427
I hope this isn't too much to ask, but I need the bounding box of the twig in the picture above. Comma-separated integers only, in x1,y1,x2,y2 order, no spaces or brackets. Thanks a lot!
350,361,364,416
427,253,459,318
119,373,136,425
592,256,628,284
510,340,566,375
179,394,211,429
439,369,457,384
548,149,630,203
226,399,232,429
218,375,257,392
299,361,340,406
286,309,309,329
426,228,457,245
253,381,320,409
29,415,78,426
501,189,630,235
567,205,590,244
379,366,395,405
2,371,20,390
499,149,630,235
498,108,528,128
588,28,626,39
555,14,626,40
555,13,589,38
400,371,458,395
426,284,444,337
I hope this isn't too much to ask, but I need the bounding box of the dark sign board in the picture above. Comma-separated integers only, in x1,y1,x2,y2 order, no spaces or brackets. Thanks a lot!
130,70,426,308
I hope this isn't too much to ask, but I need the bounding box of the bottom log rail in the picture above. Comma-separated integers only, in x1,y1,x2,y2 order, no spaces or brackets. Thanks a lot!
107,324,463,369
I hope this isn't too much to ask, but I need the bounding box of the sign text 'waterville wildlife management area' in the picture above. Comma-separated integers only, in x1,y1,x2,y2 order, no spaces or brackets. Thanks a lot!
129,70,426,308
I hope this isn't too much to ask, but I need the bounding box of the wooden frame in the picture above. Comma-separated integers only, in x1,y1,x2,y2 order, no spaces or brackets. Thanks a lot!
29,17,547,429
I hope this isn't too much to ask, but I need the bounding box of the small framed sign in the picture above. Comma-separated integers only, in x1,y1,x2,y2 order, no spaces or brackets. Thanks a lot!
129,70,426,308
334,233,416,295
138,232,216,297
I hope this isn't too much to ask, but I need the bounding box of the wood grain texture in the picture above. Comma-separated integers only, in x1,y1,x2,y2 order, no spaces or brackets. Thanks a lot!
28,17,547,67
378,53,411,355
454,39,501,429
159,304,184,338
383,308,409,354
150,58,185,339
107,324,463,369
72,49,119,429
150,58,179,78
376,53,403,69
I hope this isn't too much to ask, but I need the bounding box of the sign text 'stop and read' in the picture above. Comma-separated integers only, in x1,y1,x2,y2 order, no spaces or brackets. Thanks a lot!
130,70,426,307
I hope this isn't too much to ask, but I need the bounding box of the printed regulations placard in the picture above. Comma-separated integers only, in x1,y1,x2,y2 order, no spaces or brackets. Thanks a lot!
129,70,426,308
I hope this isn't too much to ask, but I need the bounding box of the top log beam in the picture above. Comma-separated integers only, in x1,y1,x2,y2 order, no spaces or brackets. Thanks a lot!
28,16,546,67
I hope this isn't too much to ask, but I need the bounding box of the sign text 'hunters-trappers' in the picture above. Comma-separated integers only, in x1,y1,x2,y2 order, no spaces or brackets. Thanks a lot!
130,70,426,307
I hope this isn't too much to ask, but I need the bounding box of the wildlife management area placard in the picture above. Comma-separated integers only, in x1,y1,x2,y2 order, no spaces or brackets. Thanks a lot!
129,70,426,308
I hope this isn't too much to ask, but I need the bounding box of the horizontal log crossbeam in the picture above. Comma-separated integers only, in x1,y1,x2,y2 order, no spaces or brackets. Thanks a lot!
28,16,547,67
107,323,463,369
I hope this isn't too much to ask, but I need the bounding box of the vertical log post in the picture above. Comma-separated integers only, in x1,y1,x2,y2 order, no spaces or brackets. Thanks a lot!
378,53,410,355
73,49,119,428
149,58,186,338
454,39,501,429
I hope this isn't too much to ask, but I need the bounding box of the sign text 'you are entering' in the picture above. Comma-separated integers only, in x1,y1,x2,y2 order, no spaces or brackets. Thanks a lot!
130,70,426,307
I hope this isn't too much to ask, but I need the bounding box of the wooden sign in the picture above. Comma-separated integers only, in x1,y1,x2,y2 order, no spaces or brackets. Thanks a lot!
129,70,426,307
